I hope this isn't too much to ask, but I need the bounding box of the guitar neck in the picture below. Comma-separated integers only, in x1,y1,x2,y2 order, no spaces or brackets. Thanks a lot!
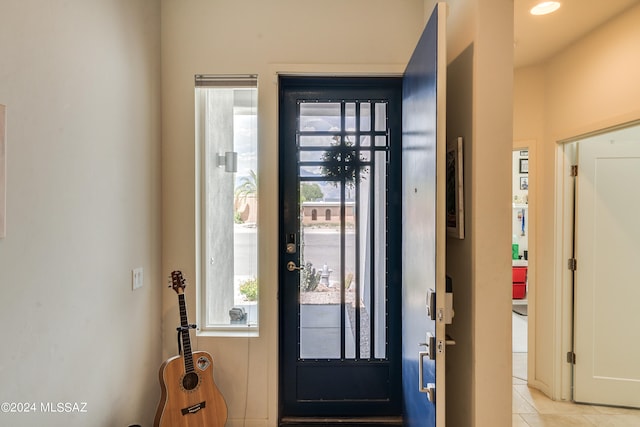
178,293,195,373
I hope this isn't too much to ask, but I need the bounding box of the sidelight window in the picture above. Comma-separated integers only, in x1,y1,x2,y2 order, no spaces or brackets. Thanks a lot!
195,75,258,335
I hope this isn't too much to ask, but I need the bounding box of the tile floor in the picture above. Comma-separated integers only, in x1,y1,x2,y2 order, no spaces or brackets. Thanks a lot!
512,311,640,426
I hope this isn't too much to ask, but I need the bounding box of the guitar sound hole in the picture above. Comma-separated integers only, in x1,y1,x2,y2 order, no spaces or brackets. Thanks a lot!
182,372,199,391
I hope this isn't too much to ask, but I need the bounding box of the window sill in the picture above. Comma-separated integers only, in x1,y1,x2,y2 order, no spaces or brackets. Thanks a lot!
197,326,259,338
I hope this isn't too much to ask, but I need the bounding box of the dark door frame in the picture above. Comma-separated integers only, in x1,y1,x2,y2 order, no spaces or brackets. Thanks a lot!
278,76,404,422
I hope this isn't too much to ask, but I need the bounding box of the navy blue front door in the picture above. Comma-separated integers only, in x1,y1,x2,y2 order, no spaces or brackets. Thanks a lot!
401,4,447,427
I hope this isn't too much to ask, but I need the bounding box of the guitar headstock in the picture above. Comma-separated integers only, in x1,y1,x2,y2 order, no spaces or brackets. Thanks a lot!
170,270,186,294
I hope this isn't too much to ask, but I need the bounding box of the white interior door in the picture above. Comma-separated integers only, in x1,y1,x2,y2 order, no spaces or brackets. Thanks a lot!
574,128,640,408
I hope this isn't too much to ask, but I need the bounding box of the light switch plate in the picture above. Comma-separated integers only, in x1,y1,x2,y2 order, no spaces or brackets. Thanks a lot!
132,267,144,290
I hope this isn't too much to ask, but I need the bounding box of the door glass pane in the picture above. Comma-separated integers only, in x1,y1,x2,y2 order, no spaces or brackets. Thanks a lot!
300,150,336,162
300,102,341,131
300,179,342,359
297,100,389,360
300,166,329,178
373,151,387,358
300,135,336,147
360,103,371,131
374,102,386,131
345,102,356,131
344,208,358,359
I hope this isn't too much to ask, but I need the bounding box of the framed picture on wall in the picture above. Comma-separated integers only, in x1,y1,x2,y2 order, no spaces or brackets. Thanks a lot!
446,136,464,239
519,158,529,174
520,176,528,190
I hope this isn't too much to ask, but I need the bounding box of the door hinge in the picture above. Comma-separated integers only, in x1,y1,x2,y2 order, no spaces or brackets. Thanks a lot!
571,165,578,177
567,351,576,364
568,258,577,271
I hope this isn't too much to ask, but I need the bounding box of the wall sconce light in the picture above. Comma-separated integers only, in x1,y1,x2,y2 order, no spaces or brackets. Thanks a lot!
217,151,238,173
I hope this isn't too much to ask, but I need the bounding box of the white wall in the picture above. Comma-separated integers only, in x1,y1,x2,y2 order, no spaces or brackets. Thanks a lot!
514,2,640,399
0,1,162,425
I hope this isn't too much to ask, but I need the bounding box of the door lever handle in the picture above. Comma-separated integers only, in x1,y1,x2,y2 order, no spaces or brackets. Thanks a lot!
419,333,436,360
286,261,304,272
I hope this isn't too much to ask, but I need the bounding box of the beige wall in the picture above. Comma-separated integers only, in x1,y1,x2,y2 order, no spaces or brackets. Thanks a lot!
0,0,162,425
514,2,640,400
445,1,513,426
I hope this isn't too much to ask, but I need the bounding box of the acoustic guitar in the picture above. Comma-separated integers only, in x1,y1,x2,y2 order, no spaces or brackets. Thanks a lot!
154,271,227,427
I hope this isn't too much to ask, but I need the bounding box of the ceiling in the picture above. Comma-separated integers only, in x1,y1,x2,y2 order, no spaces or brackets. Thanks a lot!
514,0,640,68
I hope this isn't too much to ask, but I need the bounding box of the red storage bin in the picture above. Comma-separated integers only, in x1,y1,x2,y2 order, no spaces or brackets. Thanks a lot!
513,283,526,299
512,266,527,299
512,266,527,283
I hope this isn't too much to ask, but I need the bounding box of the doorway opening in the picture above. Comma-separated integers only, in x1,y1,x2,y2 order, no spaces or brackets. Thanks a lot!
512,148,529,383
557,121,640,408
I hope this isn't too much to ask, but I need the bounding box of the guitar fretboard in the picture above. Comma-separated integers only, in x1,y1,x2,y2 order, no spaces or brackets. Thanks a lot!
178,293,195,373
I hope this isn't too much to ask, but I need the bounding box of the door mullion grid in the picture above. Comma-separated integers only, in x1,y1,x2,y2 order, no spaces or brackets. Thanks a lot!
295,101,302,361
354,101,362,359
339,101,346,360
368,104,377,359
340,101,347,360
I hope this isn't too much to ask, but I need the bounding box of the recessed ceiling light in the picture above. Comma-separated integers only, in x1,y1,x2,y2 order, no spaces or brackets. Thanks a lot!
530,1,561,15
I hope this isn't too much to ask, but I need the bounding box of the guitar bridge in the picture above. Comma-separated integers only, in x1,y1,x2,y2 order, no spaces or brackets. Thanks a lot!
181,401,206,415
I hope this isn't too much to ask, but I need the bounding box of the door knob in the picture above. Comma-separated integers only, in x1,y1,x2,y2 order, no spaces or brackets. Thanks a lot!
286,261,304,272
